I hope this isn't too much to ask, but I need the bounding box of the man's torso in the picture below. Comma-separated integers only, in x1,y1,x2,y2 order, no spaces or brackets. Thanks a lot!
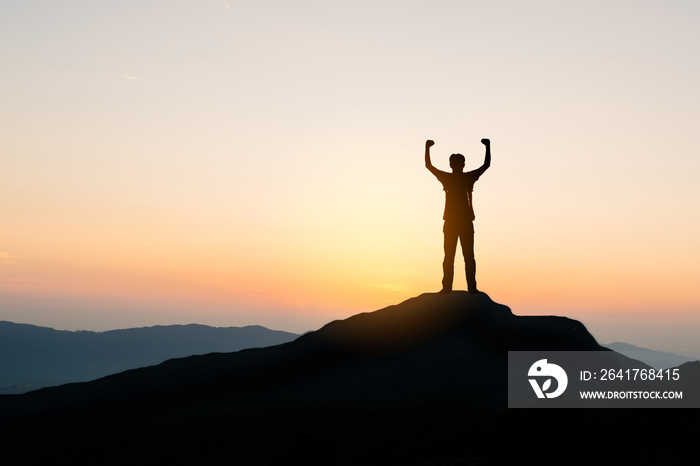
437,171,480,222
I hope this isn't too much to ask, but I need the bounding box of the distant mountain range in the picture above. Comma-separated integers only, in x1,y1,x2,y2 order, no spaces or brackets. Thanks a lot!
603,341,700,369
0,321,299,394
3,292,698,464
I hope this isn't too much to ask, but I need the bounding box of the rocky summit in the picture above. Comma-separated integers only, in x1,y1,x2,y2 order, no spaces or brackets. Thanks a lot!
1,292,698,465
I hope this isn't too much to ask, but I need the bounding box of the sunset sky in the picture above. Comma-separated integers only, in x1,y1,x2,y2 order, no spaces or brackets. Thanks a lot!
2,1,699,351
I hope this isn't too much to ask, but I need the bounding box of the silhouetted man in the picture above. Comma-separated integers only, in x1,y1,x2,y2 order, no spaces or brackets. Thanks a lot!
425,138,491,294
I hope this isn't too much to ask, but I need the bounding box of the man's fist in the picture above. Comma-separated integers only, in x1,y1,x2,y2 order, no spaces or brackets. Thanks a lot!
481,138,490,146
426,140,435,147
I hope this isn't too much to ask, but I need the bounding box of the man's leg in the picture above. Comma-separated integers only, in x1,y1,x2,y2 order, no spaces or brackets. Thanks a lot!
460,221,477,292
442,222,458,292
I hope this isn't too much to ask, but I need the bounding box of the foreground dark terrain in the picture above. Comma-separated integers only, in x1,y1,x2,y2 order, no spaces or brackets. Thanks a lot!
1,292,698,465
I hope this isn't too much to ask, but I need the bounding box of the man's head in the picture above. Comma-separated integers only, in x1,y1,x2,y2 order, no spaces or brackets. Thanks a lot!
449,153,465,172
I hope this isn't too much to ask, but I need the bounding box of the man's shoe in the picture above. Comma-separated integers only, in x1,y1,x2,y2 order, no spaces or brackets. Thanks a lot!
439,288,451,294
468,289,481,294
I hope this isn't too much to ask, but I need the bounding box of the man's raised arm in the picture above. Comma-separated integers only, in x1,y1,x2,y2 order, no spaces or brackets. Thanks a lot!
425,139,441,177
473,138,491,177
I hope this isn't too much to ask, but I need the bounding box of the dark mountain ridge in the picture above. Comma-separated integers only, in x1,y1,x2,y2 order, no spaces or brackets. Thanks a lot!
0,292,601,413
1,292,698,465
604,341,700,369
0,321,299,393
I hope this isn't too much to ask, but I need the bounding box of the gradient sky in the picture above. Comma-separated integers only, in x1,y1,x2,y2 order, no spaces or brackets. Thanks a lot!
2,1,699,351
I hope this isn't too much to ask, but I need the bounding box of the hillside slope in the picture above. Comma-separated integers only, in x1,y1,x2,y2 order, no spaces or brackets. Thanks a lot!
1,292,698,465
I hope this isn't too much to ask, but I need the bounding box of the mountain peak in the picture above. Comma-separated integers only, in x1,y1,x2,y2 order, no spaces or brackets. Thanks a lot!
0,292,630,464
307,291,602,354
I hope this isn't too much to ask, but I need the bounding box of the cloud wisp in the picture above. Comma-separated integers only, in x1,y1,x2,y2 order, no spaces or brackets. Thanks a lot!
0,252,21,265
122,75,154,85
